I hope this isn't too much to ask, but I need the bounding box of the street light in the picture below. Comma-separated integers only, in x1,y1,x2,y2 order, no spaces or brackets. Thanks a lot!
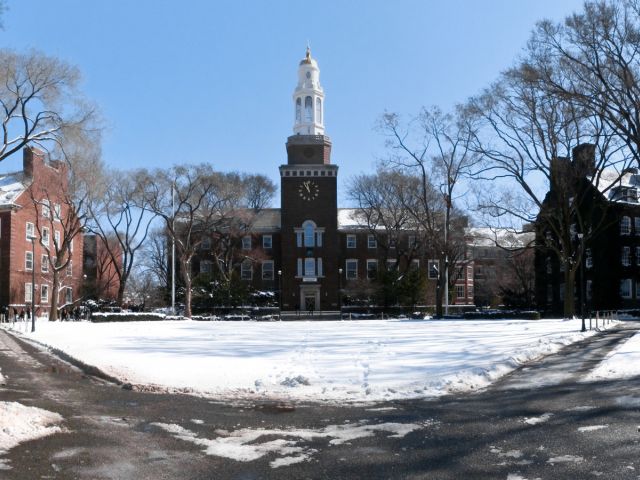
338,268,343,316
277,269,282,319
28,235,36,332
577,233,586,332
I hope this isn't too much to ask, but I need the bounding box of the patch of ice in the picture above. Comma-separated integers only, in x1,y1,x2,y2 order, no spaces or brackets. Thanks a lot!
615,396,640,408
566,405,595,412
153,419,434,466
507,474,541,480
524,413,553,425
191,419,204,425
578,425,608,432
547,455,584,464
0,402,64,453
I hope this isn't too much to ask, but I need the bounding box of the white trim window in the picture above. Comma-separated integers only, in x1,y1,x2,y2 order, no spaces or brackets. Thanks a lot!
346,234,356,249
54,231,61,249
67,260,73,277
200,260,212,273
25,283,32,303
41,199,50,219
41,227,50,247
25,251,33,271
241,260,252,280
41,284,49,303
621,216,631,235
262,235,272,249
26,222,35,240
408,235,417,249
53,203,61,222
411,259,420,270
242,235,251,250
65,287,72,304
41,255,49,273
345,259,358,280
621,278,632,299
622,246,631,266
304,257,316,277
367,234,377,249
635,217,640,235
585,249,593,269
262,260,274,280
456,285,465,300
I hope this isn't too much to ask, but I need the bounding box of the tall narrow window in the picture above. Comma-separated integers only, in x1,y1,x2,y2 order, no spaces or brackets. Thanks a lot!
317,258,323,277
65,287,72,304
622,246,631,266
316,98,322,124
41,284,49,303
241,260,252,280
295,97,301,122
346,259,358,280
621,216,631,235
304,258,315,277
304,222,315,247
25,251,33,271
304,96,313,122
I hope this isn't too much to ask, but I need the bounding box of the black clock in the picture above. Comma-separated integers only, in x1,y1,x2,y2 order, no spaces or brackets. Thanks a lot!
298,180,319,201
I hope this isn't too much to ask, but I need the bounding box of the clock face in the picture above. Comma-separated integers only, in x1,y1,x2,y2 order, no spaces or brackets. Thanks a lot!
298,180,319,201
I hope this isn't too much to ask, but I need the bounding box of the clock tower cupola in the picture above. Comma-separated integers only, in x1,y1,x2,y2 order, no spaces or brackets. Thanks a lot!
279,48,339,313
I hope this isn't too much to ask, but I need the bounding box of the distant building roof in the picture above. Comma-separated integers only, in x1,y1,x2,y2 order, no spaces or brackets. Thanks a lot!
0,171,27,208
467,227,534,249
592,169,640,204
252,208,281,230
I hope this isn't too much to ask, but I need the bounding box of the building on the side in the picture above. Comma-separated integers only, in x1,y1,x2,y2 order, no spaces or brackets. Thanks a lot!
535,143,640,314
468,228,535,308
82,233,122,302
0,147,84,316
190,48,476,312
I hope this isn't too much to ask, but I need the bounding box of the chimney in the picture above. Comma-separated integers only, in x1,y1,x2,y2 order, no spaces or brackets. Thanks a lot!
572,143,596,177
23,146,45,180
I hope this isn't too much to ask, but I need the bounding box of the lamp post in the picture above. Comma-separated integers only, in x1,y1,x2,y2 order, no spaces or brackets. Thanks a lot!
277,269,282,319
28,235,36,332
338,268,343,317
577,233,586,332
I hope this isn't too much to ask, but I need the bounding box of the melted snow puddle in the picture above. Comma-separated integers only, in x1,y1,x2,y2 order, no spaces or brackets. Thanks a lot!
0,401,64,470
153,419,435,468
523,413,553,425
547,455,584,464
507,474,541,480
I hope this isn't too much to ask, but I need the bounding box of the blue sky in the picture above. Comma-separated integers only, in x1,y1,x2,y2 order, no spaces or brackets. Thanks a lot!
2,0,584,205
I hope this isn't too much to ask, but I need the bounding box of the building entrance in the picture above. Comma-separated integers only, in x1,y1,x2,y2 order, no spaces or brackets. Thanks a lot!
300,285,321,314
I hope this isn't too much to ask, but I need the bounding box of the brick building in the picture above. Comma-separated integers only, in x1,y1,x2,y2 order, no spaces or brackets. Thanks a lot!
82,233,122,302
189,49,475,312
0,147,84,316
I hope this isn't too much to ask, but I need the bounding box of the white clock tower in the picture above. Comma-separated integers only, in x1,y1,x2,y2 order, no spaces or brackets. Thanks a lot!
293,47,325,136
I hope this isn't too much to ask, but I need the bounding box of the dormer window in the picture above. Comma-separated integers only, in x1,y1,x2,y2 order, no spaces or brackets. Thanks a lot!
613,186,639,202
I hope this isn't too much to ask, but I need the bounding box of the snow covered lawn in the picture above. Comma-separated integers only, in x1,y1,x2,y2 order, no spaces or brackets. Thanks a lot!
584,329,640,382
3,317,609,403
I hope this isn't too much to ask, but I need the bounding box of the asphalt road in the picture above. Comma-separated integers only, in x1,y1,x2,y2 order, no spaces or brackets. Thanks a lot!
0,322,639,480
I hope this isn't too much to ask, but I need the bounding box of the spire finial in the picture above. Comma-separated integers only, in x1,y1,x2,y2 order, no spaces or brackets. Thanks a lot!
305,42,311,62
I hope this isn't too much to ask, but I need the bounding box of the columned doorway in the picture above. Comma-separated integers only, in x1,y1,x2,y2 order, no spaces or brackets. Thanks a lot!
300,285,321,314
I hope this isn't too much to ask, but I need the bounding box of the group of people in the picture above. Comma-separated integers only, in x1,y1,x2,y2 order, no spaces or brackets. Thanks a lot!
0,305,85,322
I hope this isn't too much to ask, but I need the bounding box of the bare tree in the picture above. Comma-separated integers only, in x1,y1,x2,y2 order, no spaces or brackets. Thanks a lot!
466,60,628,317
87,169,156,306
379,107,477,315
139,227,170,289
0,50,97,162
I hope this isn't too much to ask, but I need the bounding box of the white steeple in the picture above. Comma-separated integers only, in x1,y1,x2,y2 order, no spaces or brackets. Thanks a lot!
293,46,325,135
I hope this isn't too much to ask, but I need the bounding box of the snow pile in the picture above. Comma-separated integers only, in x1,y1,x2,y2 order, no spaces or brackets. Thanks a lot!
583,331,640,381
0,402,64,454
153,419,433,468
3,317,607,402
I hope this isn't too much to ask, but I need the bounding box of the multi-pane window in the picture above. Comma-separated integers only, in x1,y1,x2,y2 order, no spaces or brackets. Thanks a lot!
455,268,464,280
635,217,640,235
637,247,640,266
620,279,632,299
41,255,48,273
304,258,316,277
25,251,33,271
621,216,631,235
25,283,32,303
241,260,252,280
54,203,61,221
366,260,378,280
54,231,60,249
456,285,465,300
26,222,35,240
200,260,212,273
41,284,49,303
410,259,420,270
408,235,417,249
42,227,50,247
262,261,274,280
622,246,631,266
386,259,397,271
388,235,397,249
367,234,377,249
201,237,211,250
67,260,73,277
546,257,552,274
262,235,272,249
242,236,251,250
636,281,640,300
346,234,356,248
428,260,439,280
65,287,72,304
42,199,50,219
346,259,358,280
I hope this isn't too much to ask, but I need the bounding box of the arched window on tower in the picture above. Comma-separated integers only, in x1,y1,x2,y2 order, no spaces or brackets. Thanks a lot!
303,220,315,247
305,96,313,123
296,98,301,122
316,98,322,124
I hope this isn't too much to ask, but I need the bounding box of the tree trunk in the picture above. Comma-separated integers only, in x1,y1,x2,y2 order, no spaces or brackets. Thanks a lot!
435,277,443,318
117,280,126,307
181,259,192,318
50,271,59,321
563,267,576,319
